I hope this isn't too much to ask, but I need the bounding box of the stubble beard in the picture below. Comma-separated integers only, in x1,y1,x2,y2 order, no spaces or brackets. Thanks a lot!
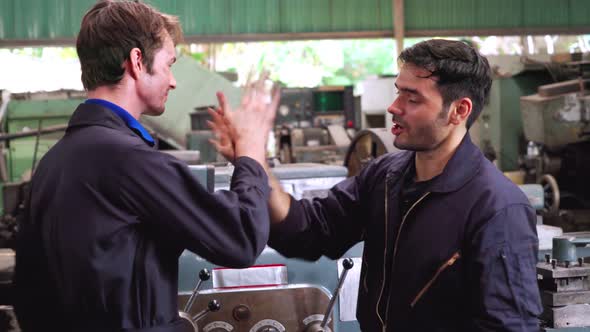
392,106,449,151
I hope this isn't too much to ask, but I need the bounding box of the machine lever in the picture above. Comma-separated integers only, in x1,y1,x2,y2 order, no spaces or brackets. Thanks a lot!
192,299,221,323
183,268,211,313
319,258,354,329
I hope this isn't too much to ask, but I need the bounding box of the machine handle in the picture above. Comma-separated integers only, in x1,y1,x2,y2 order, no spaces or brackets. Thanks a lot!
192,299,221,323
319,258,354,329
183,268,211,313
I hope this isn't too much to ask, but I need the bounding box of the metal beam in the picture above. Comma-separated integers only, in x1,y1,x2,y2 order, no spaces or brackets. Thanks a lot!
2,27,590,47
0,124,68,142
184,31,394,44
0,37,78,48
393,0,405,58
406,27,590,38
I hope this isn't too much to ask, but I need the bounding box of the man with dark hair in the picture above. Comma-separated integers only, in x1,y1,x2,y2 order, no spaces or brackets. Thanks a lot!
210,39,542,331
14,1,278,331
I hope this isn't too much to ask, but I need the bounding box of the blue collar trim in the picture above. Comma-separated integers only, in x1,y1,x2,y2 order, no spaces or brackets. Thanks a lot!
85,99,155,146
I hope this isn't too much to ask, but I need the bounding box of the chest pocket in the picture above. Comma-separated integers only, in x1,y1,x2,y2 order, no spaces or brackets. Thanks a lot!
410,251,461,308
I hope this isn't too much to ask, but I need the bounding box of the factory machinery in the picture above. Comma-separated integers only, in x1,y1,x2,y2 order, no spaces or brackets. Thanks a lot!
520,59,590,221
176,163,362,332
519,56,590,331
186,85,360,167
274,86,358,165
538,233,590,331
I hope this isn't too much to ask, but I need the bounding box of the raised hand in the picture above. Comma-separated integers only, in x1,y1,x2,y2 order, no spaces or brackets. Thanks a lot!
208,74,280,167
207,92,236,162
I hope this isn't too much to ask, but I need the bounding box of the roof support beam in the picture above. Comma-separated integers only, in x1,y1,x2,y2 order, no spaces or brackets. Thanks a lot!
2,27,590,47
393,0,405,58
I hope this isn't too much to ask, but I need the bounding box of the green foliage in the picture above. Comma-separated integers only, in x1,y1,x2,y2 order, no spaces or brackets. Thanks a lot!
322,39,396,86
58,47,78,59
190,52,206,64
10,47,44,57
215,39,397,87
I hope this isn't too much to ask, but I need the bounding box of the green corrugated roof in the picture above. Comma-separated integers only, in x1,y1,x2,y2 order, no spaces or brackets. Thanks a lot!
0,0,588,45
570,0,590,27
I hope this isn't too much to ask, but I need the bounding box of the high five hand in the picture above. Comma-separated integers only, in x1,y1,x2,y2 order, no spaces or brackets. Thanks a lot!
208,74,280,167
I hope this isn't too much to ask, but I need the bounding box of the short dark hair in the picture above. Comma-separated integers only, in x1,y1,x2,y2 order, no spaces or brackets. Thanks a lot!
76,0,183,90
398,39,492,128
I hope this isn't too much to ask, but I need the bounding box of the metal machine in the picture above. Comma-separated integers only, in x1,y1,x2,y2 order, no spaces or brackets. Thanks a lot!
470,55,554,172
179,163,363,332
538,233,590,331
177,259,355,332
520,60,590,231
343,128,398,177
275,86,357,164
0,90,84,249
177,268,222,332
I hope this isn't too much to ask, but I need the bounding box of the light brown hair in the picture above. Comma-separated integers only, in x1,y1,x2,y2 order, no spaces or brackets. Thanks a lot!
76,0,183,90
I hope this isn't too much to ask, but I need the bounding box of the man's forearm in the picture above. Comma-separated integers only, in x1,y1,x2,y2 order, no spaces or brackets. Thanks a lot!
264,164,291,223
235,141,267,169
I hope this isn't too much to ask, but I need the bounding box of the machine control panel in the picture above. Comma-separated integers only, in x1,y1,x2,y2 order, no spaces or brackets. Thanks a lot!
179,285,332,332
179,259,354,332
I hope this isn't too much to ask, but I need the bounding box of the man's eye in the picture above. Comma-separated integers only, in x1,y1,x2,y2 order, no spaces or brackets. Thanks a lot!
408,99,418,104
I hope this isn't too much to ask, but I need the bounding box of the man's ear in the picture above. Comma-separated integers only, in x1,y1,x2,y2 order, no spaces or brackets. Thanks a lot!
127,47,144,80
449,97,472,126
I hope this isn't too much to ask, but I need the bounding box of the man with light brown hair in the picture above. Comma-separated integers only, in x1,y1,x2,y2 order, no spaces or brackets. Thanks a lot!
14,1,278,331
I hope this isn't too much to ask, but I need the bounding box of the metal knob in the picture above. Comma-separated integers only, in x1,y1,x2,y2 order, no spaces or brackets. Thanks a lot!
192,299,221,323
342,258,354,270
233,304,251,321
184,268,211,313
208,299,221,312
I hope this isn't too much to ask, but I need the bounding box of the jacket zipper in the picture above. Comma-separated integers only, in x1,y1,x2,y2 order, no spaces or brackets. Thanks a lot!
382,191,431,331
362,252,369,292
410,251,461,308
375,179,389,331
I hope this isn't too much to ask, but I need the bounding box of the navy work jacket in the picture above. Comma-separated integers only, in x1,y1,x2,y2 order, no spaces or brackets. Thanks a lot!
270,134,542,331
14,103,271,331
